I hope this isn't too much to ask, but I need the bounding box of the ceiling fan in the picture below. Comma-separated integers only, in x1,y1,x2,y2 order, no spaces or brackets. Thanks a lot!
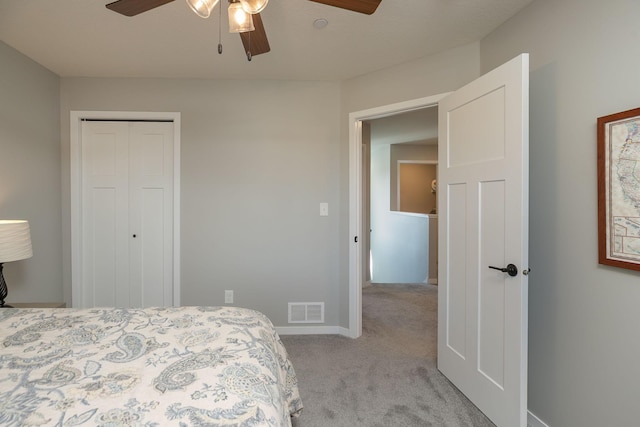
105,0,381,60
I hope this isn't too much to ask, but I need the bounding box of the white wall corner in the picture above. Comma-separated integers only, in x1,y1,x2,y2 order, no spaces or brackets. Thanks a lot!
528,410,550,427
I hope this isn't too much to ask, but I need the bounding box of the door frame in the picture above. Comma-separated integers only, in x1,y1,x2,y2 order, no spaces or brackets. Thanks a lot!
70,111,181,308
348,94,448,338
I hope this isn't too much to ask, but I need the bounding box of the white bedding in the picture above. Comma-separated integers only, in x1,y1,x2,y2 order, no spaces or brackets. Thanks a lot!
0,306,303,426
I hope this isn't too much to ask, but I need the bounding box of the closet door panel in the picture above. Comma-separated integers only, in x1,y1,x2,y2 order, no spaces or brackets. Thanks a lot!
81,121,129,307
128,122,174,307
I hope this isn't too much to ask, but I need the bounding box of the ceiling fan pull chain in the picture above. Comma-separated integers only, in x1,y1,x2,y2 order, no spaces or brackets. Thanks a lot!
218,2,223,54
246,31,252,61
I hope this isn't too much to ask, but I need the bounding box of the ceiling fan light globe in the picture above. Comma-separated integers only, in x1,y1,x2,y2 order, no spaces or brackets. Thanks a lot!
239,0,268,14
228,2,255,33
186,0,220,18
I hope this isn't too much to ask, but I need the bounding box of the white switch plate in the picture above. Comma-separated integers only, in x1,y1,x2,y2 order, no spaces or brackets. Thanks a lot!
320,203,329,216
225,290,234,304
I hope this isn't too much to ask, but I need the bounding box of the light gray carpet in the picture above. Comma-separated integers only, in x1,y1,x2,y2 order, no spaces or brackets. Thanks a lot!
281,283,495,427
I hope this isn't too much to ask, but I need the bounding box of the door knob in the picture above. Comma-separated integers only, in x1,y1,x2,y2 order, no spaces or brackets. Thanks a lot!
488,263,518,277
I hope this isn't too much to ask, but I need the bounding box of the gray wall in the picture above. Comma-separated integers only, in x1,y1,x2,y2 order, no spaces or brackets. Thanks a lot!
390,143,438,211
370,143,429,283
481,0,640,426
1,39,480,329
60,78,341,326
0,42,62,304
369,142,437,283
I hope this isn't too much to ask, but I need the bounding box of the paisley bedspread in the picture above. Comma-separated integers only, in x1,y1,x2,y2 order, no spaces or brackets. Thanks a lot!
0,306,303,426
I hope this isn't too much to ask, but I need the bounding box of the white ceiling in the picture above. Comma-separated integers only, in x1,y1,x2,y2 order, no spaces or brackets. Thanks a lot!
368,107,439,146
0,0,533,81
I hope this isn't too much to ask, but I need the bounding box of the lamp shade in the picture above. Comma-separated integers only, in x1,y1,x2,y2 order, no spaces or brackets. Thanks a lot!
228,1,255,33
0,220,33,263
239,0,268,14
186,0,220,18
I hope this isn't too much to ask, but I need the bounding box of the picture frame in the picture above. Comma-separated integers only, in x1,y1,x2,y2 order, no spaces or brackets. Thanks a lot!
598,107,640,271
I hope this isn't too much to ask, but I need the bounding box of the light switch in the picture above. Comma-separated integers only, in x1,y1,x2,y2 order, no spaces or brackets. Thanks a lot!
320,203,329,216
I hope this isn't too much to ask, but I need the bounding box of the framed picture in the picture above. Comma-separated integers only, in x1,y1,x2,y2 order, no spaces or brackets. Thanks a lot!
598,107,640,271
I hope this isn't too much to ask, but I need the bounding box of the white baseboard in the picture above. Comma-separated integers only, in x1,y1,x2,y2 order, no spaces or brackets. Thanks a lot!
276,325,350,336
528,410,550,427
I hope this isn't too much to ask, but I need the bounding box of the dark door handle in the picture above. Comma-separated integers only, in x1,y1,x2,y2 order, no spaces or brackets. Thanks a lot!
489,264,518,277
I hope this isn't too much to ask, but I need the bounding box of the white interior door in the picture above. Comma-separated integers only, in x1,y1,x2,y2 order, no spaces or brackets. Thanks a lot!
437,54,529,426
128,122,174,307
81,121,129,307
80,120,174,308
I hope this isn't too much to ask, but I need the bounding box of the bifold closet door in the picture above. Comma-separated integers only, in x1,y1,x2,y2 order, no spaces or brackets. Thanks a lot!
81,120,174,308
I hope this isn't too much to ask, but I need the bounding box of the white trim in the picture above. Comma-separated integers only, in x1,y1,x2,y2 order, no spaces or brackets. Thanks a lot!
70,111,181,308
527,411,550,427
276,326,350,336
348,94,449,339
390,211,430,218
397,160,438,164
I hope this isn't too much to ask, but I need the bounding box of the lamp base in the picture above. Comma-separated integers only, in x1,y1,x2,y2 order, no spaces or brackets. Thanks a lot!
0,262,10,308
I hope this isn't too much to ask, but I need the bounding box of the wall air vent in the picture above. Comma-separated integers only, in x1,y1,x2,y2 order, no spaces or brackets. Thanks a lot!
288,302,324,323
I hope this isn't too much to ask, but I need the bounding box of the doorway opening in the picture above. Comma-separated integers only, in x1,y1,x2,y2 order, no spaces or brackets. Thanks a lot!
365,108,438,286
348,93,448,338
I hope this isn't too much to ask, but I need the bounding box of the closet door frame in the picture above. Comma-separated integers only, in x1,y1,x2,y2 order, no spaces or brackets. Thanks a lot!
70,111,181,308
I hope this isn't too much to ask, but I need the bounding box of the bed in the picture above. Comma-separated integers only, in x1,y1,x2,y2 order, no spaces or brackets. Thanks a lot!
0,306,303,426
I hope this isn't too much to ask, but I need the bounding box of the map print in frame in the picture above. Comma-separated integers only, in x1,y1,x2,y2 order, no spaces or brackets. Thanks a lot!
598,107,640,271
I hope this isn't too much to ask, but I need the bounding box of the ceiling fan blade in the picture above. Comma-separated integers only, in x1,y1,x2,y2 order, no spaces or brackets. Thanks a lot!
308,0,381,15
239,13,271,57
106,0,175,17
